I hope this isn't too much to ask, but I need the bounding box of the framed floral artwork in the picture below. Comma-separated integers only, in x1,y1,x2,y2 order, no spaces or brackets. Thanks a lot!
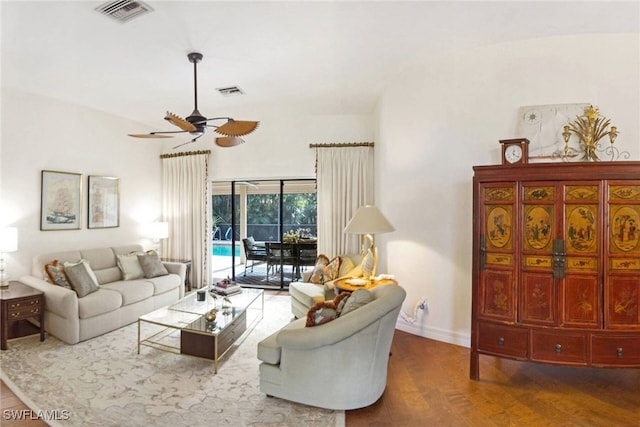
88,175,120,229
40,170,82,231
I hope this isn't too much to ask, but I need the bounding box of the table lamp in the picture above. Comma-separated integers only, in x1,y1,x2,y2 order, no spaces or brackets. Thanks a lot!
0,227,18,288
344,205,394,252
147,221,169,253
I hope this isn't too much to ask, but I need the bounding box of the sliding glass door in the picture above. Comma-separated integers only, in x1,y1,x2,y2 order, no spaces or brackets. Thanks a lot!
211,179,316,288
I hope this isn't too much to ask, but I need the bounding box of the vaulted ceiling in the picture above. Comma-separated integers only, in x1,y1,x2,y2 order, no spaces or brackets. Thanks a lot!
2,1,637,130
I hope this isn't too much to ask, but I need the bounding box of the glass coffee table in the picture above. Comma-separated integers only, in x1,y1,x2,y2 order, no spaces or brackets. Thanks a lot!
138,288,263,373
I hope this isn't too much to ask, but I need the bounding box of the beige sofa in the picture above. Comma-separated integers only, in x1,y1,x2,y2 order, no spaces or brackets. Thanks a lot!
19,244,186,344
288,253,363,318
258,284,406,410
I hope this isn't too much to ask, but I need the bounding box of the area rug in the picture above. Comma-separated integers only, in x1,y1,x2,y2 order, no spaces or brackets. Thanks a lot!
0,294,344,427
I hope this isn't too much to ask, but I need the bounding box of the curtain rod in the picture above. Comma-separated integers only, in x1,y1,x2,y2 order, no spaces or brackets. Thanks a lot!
160,149,211,159
309,142,374,148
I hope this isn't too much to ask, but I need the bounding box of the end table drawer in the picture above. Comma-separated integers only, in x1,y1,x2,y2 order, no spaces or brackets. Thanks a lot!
9,298,42,311
9,298,43,320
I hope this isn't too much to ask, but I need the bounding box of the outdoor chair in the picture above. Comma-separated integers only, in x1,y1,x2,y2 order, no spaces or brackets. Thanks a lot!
266,242,297,281
242,237,267,276
296,241,317,275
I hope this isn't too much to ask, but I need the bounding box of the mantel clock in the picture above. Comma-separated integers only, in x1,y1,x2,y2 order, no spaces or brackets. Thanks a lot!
500,138,529,165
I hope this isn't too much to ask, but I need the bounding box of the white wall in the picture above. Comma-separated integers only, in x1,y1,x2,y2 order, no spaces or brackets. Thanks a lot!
0,88,374,281
376,33,640,346
1,89,164,279
162,106,374,181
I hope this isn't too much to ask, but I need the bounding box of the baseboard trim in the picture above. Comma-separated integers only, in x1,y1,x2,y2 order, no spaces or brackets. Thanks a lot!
395,321,470,348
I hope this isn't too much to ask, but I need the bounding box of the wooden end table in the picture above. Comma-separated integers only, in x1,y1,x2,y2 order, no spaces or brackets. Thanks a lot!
334,277,398,293
1,281,45,350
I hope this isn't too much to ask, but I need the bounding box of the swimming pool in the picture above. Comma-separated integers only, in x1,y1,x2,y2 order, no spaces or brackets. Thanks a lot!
212,245,241,257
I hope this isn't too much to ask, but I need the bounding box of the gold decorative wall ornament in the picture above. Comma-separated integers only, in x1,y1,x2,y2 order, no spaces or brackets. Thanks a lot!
561,105,627,161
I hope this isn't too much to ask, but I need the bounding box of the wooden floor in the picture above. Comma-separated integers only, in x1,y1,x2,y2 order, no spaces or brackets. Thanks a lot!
2,330,639,426
347,330,640,426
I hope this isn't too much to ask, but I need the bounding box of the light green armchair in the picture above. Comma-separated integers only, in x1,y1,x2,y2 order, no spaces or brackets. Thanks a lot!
257,284,406,410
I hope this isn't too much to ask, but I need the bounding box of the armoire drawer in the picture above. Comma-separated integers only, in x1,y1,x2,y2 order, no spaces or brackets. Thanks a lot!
477,322,528,358
591,335,640,366
531,330,588,365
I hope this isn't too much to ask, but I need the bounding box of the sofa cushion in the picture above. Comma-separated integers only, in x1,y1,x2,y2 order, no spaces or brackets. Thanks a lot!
138,252,169,278
340,289,374,316
63,260,100,298
94,266,124,285
77,288,123,319
289,282,325,308
337,257,355,278
257,317,306,364
147,274,181,296
80,247,118,271
101,280,154,305
116,253,145,280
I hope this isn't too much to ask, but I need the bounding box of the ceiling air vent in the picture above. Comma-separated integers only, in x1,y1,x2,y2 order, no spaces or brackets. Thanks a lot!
217,86,245,97
96,0,153,23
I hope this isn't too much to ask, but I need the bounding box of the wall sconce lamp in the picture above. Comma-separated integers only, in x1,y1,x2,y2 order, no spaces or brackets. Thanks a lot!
0,227,18,288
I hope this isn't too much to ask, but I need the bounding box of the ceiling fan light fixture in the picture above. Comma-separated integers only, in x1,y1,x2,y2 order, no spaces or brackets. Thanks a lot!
215,136,245,147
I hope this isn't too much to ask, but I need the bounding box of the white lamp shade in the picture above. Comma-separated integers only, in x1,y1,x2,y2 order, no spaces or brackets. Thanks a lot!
344,205,394,234
148,222,169,239
0,227,18,252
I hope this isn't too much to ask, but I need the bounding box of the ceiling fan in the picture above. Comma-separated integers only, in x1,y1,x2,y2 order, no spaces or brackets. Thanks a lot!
129,52,259,149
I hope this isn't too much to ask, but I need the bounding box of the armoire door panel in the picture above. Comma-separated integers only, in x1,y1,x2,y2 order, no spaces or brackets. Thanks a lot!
520,272,555,325
479,270,516,321
563,275,600,327
606,277,640,328
565,204,599,255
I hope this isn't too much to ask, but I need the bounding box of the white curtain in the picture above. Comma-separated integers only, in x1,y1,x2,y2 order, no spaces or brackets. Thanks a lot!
316,145,374,256
161,151,211,289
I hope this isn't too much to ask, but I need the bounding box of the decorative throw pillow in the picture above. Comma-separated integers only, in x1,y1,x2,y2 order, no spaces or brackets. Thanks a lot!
137,252,169,278
63,260,100,298
116,253,145,280
339,289,374,316
63,259,100,286
44,260,71,289
337,257,355,278
309,254,330,284
306,292,351,327
322,256,342,281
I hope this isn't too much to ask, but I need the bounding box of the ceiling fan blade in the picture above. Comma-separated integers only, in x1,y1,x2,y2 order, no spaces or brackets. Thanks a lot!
128,133,174,138
215,120,259,137
165,111,197,132
215,136,245,147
